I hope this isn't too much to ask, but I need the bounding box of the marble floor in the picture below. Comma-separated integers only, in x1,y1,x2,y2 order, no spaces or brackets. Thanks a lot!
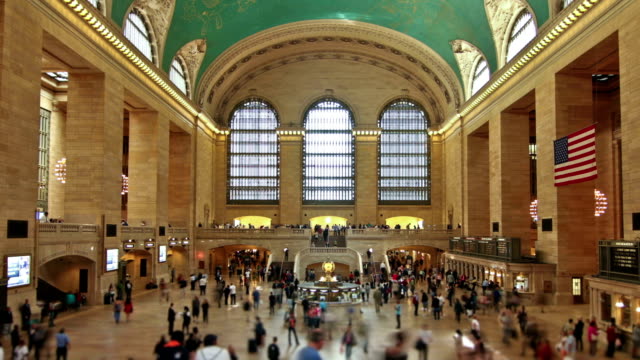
1,280,634,360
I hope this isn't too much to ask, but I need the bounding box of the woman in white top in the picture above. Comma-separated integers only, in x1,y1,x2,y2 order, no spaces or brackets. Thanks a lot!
14,339,29,360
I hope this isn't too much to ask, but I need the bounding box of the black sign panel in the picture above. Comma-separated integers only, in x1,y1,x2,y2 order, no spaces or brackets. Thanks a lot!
611,246,638,275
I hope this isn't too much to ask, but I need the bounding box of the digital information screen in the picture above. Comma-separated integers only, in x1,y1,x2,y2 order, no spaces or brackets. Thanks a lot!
159,245,167,263
106,248,119,272
7,255,31,288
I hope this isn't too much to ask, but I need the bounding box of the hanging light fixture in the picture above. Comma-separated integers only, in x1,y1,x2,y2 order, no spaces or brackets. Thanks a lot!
529,199,538,222
594,189,608,217
121,174,129,195
54,158,67,183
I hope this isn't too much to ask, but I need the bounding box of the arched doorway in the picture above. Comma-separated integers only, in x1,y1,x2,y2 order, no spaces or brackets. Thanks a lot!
38,255,96,306
208,245,271,281
309,215,348,228
385,246,444,274
168,246,188,282
120,249,152,294
233,216,272,228
385,216,424,229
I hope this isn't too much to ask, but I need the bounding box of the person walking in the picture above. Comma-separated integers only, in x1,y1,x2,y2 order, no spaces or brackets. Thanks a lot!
160,331,189,360
19,299,30,332
55,328,70,360
13,339,28,360
296,330,325,360
606,321,617,357
413,293,419,316
269,292,276,315
199,276,207,296
268,336,280,360
373,287,382,313
340,324,357,360
124,298,133,322
416,324,433,360
167,303,176,335
113,298,123,324
454,299,464,323
395,300,402,329
224,285,231,306
192,297,200,323
287,311,300,346
181,307,191,334
253,288,261,310
588,320,599,356
201,299,209,324
421,290,429,313
255,317,266,347
574,317,585,353
230,284,237,305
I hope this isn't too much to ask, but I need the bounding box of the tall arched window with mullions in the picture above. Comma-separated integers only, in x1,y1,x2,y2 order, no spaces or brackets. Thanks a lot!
378,99,430,204
123,9,155,63
227,99,279,203
303,99,355,204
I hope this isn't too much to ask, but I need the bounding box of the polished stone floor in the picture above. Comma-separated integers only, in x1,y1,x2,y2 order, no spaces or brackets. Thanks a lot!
1,279,634,360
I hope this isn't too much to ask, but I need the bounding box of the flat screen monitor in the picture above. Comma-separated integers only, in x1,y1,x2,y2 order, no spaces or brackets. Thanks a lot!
105,249,119,272
159,245,167,263
7,255,31,288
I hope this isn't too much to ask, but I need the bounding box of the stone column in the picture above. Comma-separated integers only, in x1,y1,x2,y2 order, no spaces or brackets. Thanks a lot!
168,130,193,227
354,132,379,225
465,128,490,235
278,131,303,225
0,0,43,306
619,13,640,239
214,135,227,224
536,73,596,304
64,73,123,225
489,111,531,253
127,111,169,227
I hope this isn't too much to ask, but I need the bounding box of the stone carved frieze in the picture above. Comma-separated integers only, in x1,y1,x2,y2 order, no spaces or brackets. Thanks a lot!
450,40,486,100
132,0,176,65
484,0,528,67
195,21,463,116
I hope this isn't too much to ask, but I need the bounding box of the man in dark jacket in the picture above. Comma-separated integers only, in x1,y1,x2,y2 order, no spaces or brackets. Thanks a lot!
19,300,31,332
167,303,176,335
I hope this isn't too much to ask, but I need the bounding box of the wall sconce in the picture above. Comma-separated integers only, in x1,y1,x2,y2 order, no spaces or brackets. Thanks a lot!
144,238,155,249
55,158,67,183
181,237,190,246
635,306,640,313
123,239,135,252
615,300,624,308
168,237,178,247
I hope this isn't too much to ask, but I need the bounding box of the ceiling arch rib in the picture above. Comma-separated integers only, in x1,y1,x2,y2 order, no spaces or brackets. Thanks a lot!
175,39,207,99
197,20,464,125
450,40,489,101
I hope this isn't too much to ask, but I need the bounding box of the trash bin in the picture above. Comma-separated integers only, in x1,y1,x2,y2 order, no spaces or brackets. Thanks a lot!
104,292,111,305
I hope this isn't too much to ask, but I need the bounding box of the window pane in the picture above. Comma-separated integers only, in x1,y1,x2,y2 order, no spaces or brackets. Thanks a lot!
228,99,279,202
506,10,536,63
169,59,188,95
471,59,490,95
378,99,430,203
303,99,354,203
87,0,100,9
563,0,575,8
124,11,153,61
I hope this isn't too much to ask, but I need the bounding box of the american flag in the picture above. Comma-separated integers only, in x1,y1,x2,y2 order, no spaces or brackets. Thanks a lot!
554,124,597,186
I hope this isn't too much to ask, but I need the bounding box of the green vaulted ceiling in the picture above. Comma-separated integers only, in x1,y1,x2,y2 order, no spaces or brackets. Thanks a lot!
112,0,549,87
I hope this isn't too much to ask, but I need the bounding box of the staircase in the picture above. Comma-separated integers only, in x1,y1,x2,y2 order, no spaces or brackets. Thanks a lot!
37,278,69,312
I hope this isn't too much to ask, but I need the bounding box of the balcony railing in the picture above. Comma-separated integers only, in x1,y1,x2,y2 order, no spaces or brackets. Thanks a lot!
196,227,310,239
38,223,99,233
597,240,640,284
37,223,101,243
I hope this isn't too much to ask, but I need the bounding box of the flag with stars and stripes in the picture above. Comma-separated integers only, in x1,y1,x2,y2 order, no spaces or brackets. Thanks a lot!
554,124,597,186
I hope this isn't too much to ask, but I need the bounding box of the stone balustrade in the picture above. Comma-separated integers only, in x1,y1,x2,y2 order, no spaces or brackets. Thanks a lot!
196,227,311,239
37,223,100,243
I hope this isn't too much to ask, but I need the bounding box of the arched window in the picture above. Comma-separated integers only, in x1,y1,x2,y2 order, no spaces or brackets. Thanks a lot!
87,0,101,10
303,99,355,204
470,58,490,96
378,99,429,204
169,57,189,96
123,10,154,62
563,0,575,8
228,99,279,203
505,10,536,63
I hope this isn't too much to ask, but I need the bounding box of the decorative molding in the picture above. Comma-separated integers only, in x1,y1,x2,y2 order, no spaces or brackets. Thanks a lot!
484,0,529,68
196,20,463,116
451,40,487,100
214,50,445,125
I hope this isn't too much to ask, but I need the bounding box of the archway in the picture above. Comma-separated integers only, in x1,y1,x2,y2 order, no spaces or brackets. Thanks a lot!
168,246,188,282
309,215,348,228
120,249,152,294
38,255,96,306
208,245,272,280
233,215,272,228
385,216,424,229
385,245,445,274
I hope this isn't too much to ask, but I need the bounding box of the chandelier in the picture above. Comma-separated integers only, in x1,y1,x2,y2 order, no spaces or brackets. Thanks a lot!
529,199,538,222
121,174,129,195
54,158,66,183
594,189,608,217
